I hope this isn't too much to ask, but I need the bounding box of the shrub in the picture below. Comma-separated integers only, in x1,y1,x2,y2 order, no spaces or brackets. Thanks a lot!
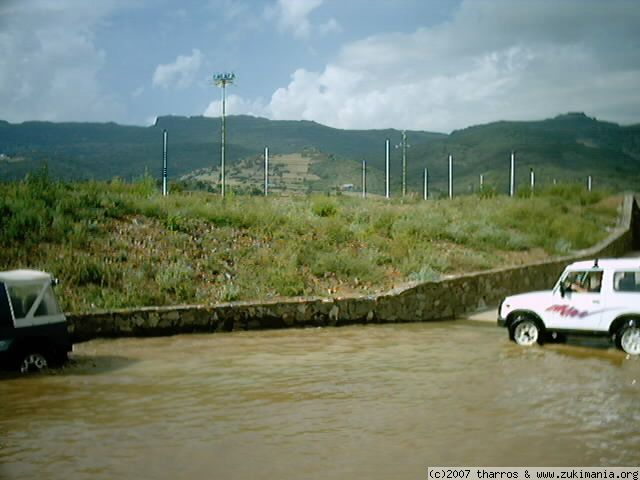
311,196,338,217
408,266,441,282
155,261,196,299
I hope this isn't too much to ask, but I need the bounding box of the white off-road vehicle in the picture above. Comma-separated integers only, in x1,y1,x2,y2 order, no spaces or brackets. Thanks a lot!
498,259,640,355
0,270,72,373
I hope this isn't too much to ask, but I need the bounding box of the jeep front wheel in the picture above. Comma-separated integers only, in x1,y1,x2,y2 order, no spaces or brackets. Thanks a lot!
19,352,49,374
510,317,542,346
617,325,640,356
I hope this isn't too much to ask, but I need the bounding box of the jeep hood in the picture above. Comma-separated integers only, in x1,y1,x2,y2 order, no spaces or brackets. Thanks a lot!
503,290,556,307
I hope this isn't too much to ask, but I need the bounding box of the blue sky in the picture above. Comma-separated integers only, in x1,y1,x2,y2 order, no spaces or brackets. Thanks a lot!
1,0,639,132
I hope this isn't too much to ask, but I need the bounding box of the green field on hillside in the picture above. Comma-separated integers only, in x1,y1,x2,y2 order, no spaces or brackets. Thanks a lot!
0,170,620,313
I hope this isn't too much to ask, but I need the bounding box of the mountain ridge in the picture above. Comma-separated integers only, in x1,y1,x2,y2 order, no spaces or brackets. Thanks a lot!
1,113,638,194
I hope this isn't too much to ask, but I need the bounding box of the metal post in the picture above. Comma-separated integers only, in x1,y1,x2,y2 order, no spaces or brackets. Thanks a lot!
423,168,428,200
426,168,429,200
264,146,269,196
530,168,535,193
588,175,592,192
162,129,168,196
509,151,515,197
480,174,484,193
362,160,366,198
402,130,407,197
385,139,390,199
448,154,453,199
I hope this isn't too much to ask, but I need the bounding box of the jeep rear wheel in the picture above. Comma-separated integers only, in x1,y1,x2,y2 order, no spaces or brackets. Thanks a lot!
19,352,49,374
618,325,640,356
510,317,542,346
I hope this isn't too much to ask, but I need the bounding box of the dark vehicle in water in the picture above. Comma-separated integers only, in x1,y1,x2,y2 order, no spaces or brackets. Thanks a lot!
0,270,72,373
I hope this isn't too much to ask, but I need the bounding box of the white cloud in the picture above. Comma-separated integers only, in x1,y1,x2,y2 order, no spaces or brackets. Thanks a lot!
0,0,126,123
265,0,336,39
256,0,640,132
152,49,203,89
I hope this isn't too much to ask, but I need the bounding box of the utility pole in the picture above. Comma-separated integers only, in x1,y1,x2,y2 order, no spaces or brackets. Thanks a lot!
213,72,235,197
424,168,429,200
264,146,269,196
448,154,453,199
385,139,390,199
509,151,516,197
530,167,535,194
362,160,367,198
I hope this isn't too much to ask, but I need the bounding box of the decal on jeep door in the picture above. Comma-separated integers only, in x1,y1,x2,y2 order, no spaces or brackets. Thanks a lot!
545,305,597,318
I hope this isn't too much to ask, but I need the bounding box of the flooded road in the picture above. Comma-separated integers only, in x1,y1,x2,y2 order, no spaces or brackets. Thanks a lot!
1,321,639,479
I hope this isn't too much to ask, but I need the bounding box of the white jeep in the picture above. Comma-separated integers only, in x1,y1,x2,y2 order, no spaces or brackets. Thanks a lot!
498,259,640,355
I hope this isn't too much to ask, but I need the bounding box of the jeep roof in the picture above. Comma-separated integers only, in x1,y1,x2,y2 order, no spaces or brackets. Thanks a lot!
564,259,640,270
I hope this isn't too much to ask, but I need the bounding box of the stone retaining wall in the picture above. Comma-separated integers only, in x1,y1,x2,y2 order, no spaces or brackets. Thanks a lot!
68,195,640,342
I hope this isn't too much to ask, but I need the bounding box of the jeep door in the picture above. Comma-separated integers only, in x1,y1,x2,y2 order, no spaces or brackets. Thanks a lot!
548,270,604,331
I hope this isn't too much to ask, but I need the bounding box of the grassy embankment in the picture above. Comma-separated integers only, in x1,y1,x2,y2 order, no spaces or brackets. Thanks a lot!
0,170,620,313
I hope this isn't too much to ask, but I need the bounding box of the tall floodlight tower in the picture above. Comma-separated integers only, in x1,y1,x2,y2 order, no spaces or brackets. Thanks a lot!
162,129,168,196
213,72,235,197
395,131,410,197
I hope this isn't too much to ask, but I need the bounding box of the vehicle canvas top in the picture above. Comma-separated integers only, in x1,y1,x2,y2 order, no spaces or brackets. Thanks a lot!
0,270,53,284
0,270,66,329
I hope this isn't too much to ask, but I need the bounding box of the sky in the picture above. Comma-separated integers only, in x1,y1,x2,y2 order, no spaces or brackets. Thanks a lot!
1,0,639,133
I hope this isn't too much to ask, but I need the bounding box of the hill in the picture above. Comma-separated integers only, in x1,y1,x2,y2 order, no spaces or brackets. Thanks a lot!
0,112,638,194
414,113,640,195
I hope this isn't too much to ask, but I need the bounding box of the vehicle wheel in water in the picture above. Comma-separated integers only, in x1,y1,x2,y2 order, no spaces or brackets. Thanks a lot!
509,317,542,346
19,352,49,374
617,325,640,355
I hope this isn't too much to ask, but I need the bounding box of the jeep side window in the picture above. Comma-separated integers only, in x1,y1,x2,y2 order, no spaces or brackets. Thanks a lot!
564,271,602,294
614,271,639,292
7,284,41,319
34,285,62,316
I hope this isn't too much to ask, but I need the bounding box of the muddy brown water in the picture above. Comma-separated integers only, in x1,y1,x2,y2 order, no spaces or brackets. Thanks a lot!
1,321,639,480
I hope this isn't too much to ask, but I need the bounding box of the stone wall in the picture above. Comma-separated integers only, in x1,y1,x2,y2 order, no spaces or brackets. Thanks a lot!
68,195,639,343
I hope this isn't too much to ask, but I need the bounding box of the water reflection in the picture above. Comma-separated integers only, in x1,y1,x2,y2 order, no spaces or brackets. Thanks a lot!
1,322,638,480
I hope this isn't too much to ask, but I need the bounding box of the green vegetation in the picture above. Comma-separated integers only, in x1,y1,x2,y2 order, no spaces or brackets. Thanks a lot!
0,170,620,313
